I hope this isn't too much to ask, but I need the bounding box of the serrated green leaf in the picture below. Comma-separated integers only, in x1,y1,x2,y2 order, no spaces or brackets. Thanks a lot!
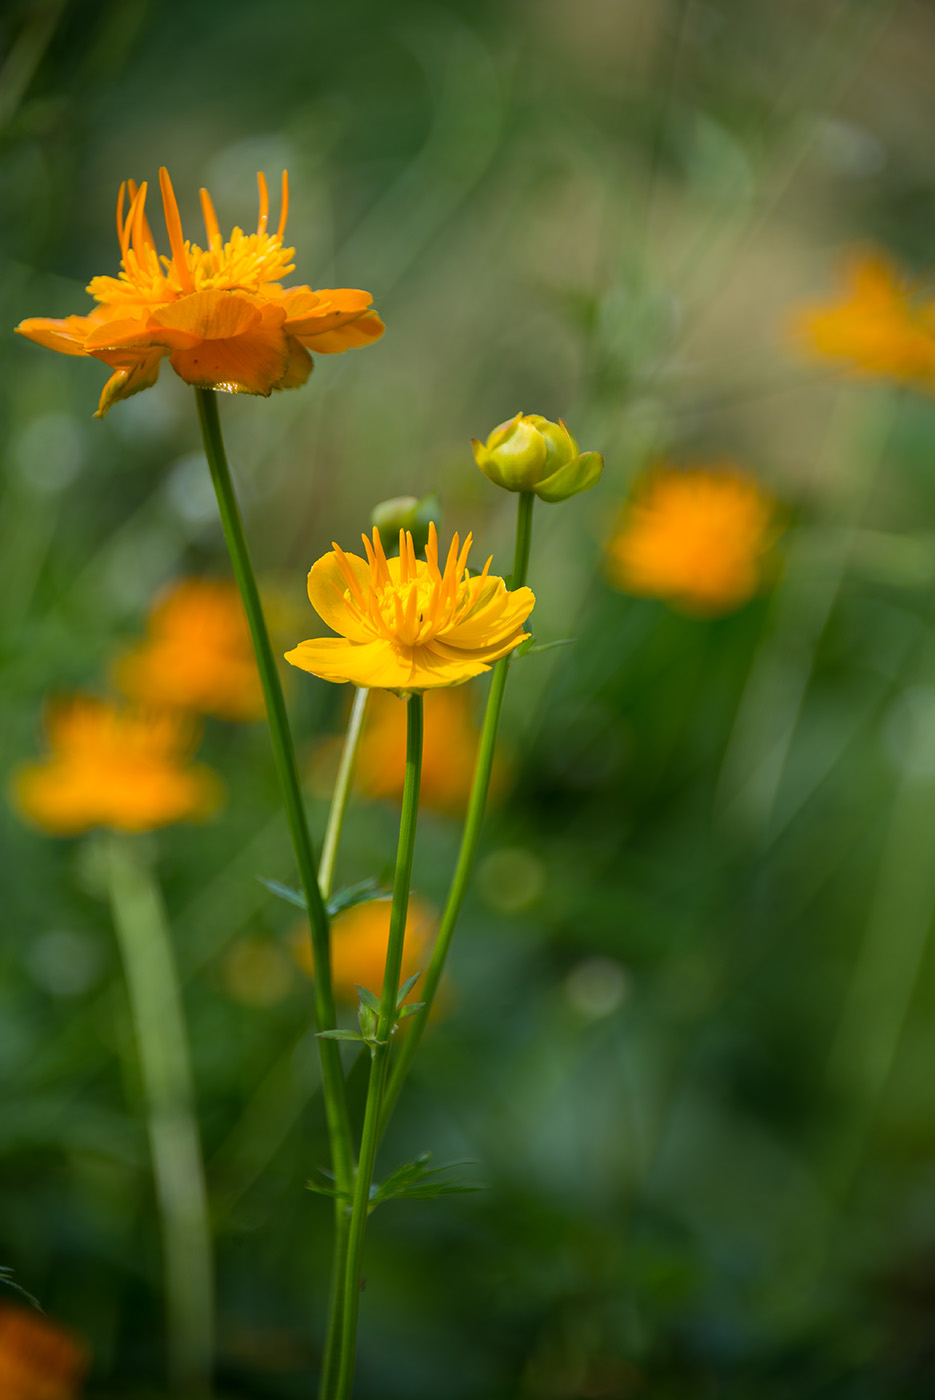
316,1029,366,1043
396,971,421,1005
355,985,382,1015
258,876,307,910
395,1002,424,1020
327,878,387,917
520,637,576,657
369,1154,482,1209
306,1170,350,1201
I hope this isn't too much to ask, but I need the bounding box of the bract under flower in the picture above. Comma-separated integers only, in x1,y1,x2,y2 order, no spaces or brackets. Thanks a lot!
15,169,384,416
606,466,775,616
12,696,221,835
285,522,535,693
115,578,264,722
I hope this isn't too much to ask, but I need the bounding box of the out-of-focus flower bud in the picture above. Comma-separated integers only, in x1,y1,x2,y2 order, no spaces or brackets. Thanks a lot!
472,413,603,502
370,493,440,555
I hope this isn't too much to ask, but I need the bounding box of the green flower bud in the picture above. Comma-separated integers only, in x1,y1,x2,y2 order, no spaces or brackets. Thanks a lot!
370,492,440,555
471,412,603,502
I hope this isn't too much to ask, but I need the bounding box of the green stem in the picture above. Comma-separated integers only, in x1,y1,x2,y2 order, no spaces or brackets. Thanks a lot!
319,687,370,899
334,696,424,1400
105,834,213,1395
317,685,369,1399
380,492,535,1132
194,389,353,1200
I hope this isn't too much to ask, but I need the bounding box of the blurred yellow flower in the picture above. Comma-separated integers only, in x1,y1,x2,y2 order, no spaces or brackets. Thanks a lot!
606,467,774,616
13,696,221,835
293,895,436,1002
285,523,535,693
0,1304,90,1400
15,168,384,416
115,577,264,721
793,251,935,386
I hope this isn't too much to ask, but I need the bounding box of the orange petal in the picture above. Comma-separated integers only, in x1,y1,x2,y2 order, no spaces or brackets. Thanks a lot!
294,310,385,354
94,349,165,418
285,638,416,689
149,289,266,342
15,315,95,356
276,337,313,390
282,287,373,336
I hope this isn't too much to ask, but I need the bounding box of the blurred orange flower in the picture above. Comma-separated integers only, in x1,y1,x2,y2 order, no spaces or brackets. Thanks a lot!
115,578,264,721
293,895,435,1002
285,523,534,693
15,168,384,416
606,466,775,616
0,1305,89,1400
346,687,508,813
793,251,935,386
12,696,221,835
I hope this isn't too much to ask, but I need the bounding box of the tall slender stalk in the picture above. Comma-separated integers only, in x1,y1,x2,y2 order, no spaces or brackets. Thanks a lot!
380,491,535,1130
317,684,369,1400
334,696,424,1400
194,389,353,1203
319,687,370,899
105,833,213,1395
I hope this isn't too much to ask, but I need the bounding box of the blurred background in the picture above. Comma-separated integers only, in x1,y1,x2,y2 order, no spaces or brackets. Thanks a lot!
3,0,935,1395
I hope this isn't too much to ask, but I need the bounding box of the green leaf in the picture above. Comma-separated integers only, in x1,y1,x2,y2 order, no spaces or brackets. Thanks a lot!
327,878,387,917
0,1267,41,1311
518,637,576,658
306,1170,350,1201
258,875,387,917
355,985,382,1015
316,1028,366,1043
258,876,307,910
369,1153,482,1210
395,1002,425,1020
396,971,422,1005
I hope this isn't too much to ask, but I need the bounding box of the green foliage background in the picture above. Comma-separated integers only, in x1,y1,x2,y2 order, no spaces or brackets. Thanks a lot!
2,0,935,1395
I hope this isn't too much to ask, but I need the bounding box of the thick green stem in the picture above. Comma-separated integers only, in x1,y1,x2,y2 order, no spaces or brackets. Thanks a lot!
380,491,535,1132
319,687,370,899
105,834,213,1395
194,388,353,1200
334,696,424,1400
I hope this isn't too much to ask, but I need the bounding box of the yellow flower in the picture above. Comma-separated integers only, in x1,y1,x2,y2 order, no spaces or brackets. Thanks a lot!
606,466,774,616
312,687,509,813
12,696,221,835
0,1304,89,1400
115,577,264,721
293,895,435,1002
15,168,384,417
793,250,935,386
285,522,535,692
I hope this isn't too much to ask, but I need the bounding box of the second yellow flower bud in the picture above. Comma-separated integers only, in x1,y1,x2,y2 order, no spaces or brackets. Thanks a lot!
472,412,603,502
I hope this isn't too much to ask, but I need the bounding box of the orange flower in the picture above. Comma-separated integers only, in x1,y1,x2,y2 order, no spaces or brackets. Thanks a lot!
286,524,535,693
115,577,264,721
0,1305,90,1400
793,251,935,386
15,169,384,416
12,696,221,835
293,895,435,1001
606,466,774,616
351,687,507,813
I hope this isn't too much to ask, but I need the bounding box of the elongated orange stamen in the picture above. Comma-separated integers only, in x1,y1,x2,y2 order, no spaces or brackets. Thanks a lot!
332,543,368,609
277,170,289,239
257,172,269,235
116,182,127,254
127,179,156,251
158,167,195,293
200,187,223,250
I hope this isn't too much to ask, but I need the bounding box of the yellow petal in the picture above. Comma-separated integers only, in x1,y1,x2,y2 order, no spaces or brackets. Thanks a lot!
94,349,165,418
285,638,417,688
294,310,386,354
306,551,376,642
